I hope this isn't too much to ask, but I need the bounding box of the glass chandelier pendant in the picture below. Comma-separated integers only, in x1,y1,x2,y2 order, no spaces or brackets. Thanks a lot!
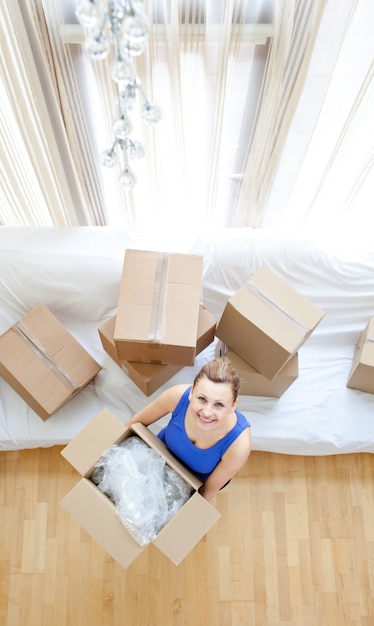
75,0,162,190
112,114,133,140
119,164,137,191
143,100,162,125
101,146,118,167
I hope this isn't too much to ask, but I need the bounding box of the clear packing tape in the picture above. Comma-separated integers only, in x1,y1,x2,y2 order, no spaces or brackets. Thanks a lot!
147,251,168,342
243,281,309,335
91,436,193,546
12,321,79,390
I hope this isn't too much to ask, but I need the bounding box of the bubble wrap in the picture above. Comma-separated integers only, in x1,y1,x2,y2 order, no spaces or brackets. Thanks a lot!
91,436,193,545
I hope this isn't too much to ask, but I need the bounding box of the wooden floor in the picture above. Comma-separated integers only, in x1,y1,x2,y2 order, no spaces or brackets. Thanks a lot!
1,447,373,626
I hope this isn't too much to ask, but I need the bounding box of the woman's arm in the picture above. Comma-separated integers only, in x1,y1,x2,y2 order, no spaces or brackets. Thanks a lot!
199,427,251,501
125,383,190,428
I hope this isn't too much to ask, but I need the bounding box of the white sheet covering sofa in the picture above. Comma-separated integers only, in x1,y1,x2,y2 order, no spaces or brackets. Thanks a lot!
1,226,373,455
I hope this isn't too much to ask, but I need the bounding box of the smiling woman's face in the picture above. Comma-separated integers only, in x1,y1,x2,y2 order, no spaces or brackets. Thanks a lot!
188,375,237,431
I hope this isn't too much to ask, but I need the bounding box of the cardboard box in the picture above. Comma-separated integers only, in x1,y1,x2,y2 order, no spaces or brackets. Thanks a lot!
216,341,298,397
114,250,204,365
99,305,216,396
60,409,221,568
216,265,325,380
346,318,374,394
0,304,101,420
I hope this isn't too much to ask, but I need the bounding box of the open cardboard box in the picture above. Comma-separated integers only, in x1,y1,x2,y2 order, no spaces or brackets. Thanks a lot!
216,265,325,380
114,250,204,365
347,317,374,394
0,303,101,420
98,305,216,396
60,409,221,568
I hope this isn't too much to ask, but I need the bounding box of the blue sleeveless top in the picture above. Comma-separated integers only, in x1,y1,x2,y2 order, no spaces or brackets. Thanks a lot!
157,387,250,481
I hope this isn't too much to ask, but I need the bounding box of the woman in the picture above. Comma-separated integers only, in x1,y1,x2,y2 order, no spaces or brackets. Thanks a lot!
126,356,251,501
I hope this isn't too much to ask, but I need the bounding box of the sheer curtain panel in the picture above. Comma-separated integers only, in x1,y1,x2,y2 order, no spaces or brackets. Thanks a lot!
1,0,373,241
0,1,100,226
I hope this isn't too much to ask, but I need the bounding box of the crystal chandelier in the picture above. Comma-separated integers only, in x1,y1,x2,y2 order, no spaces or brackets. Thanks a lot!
75,0,161,190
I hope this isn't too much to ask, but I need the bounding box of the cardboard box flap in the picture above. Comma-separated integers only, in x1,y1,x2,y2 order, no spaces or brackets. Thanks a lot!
166,253,204,284
153,492,221,565
11,303,101,385
249,266,325,329
131,422,203,491
60,478,144,569
61,409,128,476
231,289,305,351
120,249,158,306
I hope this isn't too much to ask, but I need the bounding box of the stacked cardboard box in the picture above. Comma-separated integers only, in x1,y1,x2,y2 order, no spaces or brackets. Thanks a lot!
0,303,101,420
216,266,325,396
99,305,216,396
114,250,204,365
60,408,221,568
346,317,374,394
216,341,299,398
104,249,217,396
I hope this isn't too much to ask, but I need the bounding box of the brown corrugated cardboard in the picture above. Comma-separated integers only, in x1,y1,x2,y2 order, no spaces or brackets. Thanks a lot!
216,266,325,380
99,305,216,396
216,341,298,397
60,409,221,568
346,318,374,394
100,315,181,396
195,306,217,355
0,304,101,420
114,250,204,365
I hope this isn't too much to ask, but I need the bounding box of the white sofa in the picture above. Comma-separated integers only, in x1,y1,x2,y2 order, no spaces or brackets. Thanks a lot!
1,226,373,454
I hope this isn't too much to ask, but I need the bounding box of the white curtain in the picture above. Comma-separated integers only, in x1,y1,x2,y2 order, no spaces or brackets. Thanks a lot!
1,0,373,239
263,0,374,245
0,0,103,225
233,0,327,226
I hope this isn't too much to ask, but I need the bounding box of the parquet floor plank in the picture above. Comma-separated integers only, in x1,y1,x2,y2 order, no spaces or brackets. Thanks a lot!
1,447,373,625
